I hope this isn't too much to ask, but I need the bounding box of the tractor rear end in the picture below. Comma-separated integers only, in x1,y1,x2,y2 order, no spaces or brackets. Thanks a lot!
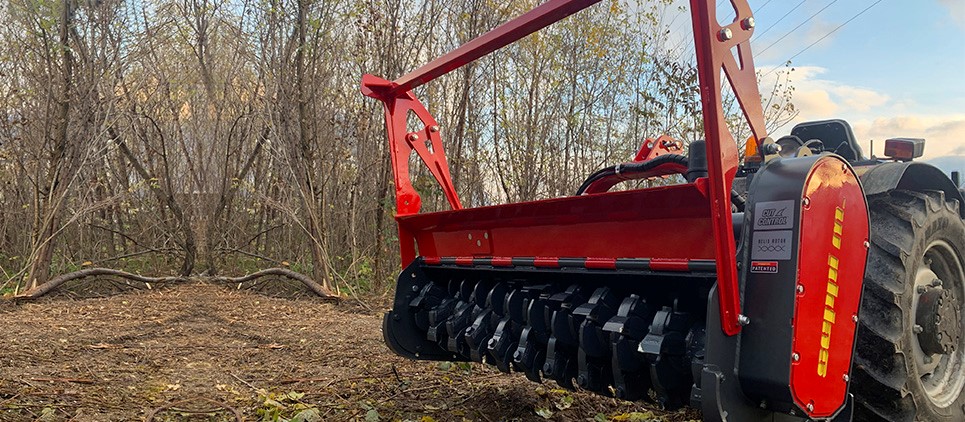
361,1,965,421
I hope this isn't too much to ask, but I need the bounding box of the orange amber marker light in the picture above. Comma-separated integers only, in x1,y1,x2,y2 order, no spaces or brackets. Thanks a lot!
744,136,761,162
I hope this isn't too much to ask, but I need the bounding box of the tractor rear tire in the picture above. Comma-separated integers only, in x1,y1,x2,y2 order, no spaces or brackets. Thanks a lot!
853,190,965,421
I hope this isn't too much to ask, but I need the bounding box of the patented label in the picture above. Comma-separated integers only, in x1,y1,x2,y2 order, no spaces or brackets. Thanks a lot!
754,200,795,230
750,261,779,273
751,230,793,260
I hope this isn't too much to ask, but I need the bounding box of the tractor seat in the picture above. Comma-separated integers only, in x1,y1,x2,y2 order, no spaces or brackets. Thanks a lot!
790,119,864,161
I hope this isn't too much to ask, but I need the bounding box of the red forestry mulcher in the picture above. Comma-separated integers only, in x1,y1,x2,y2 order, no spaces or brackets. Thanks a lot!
361,1,965,420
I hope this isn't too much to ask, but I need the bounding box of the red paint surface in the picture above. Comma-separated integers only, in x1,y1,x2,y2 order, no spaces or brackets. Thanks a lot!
790,156,869,417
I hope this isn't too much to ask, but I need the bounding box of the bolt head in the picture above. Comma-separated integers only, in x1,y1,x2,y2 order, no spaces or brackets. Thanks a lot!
719,27,734,41
852,314,859,323
807,403,814,412
792,353,800,362
914,324,924,334
429,125,440,133
802,197,810,207
863,240,870,248
406,133,419,142
933,279,943,287
738,314,750,325
843,374,850,382
741,17,755,30
796,284,805,294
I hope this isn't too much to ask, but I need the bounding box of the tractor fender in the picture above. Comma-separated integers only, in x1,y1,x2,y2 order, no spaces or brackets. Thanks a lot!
856,161,965,218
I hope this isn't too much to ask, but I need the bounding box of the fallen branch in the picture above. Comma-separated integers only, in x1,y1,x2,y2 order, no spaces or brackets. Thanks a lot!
212,268,337,298
29,377,95,384
14,268,187,299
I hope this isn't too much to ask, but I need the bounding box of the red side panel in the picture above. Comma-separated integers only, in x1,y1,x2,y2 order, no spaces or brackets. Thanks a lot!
790,157,869,418
398,183,714,261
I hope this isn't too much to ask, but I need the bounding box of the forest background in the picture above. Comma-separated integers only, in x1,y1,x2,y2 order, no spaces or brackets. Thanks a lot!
0,0,795,296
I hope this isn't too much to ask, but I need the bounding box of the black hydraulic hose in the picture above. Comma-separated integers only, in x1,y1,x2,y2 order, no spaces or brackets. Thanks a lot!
575,154,690,195
575,153,748,213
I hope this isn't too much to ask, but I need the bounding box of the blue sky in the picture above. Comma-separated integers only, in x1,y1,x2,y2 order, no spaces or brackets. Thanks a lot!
740,0,965,159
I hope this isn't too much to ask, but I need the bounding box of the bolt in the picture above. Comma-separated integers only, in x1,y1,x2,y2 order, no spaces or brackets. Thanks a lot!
762,143,782,154
933,279,943,287
741,17,755,30
738,314,751,325
759,401,767,409
918,285,928,294
914,324,924,334
719,27,734,41
429,125,440,133
802,197,811,207
792,353,800,362
796,284,805,294
411,285,419,292
853,314,859,323
407,133,419,142
468,233,473,240
863,240,870,248
807,403,814,412
843,374,850,382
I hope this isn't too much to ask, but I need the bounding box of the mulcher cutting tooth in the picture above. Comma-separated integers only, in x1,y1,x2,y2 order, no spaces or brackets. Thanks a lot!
410,283,446,331
488,316,518,372
465,308,495,362
603,294,655,401
543,285,588,389
514,326,545,382
465,281,508,362
639,306,694,409
426,297,457,346
489,287,527,372
574,287,620,394
513,285,554,382
445,299,475,357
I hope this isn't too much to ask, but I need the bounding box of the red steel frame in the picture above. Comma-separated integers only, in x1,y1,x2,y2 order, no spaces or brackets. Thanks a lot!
361,0,768,336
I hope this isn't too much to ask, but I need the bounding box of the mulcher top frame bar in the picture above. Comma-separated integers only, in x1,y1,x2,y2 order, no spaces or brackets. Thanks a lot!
361,0,769,336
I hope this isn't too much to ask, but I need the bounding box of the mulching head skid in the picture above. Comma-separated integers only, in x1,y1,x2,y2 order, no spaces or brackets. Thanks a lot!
386,264,709,408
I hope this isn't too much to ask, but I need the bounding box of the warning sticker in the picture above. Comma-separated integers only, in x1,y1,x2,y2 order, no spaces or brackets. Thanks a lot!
750,261,779,274
754,200,795,230
751,230,793,260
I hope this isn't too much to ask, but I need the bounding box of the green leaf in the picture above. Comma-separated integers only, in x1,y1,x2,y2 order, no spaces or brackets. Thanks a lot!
292,408,321,422
555,394,574,410
364,409,380,422
535,408,554,419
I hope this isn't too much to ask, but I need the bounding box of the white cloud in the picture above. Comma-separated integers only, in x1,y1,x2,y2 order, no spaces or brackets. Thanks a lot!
851,116,965,159
939,0,965,29
759,65,965,160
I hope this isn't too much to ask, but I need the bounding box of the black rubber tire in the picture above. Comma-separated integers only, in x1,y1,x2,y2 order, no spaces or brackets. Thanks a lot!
852,190,965,421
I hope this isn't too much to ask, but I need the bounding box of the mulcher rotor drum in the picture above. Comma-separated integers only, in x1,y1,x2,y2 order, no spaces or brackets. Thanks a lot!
385,264,711,408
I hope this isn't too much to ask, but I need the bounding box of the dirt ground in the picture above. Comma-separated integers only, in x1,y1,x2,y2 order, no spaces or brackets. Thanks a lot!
0,281,698,421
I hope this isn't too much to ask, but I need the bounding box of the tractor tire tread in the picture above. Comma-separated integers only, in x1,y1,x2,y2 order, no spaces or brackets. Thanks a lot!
852,189,965,422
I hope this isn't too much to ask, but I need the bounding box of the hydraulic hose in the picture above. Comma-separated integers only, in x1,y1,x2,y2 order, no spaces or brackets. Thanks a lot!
575,154,690,195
